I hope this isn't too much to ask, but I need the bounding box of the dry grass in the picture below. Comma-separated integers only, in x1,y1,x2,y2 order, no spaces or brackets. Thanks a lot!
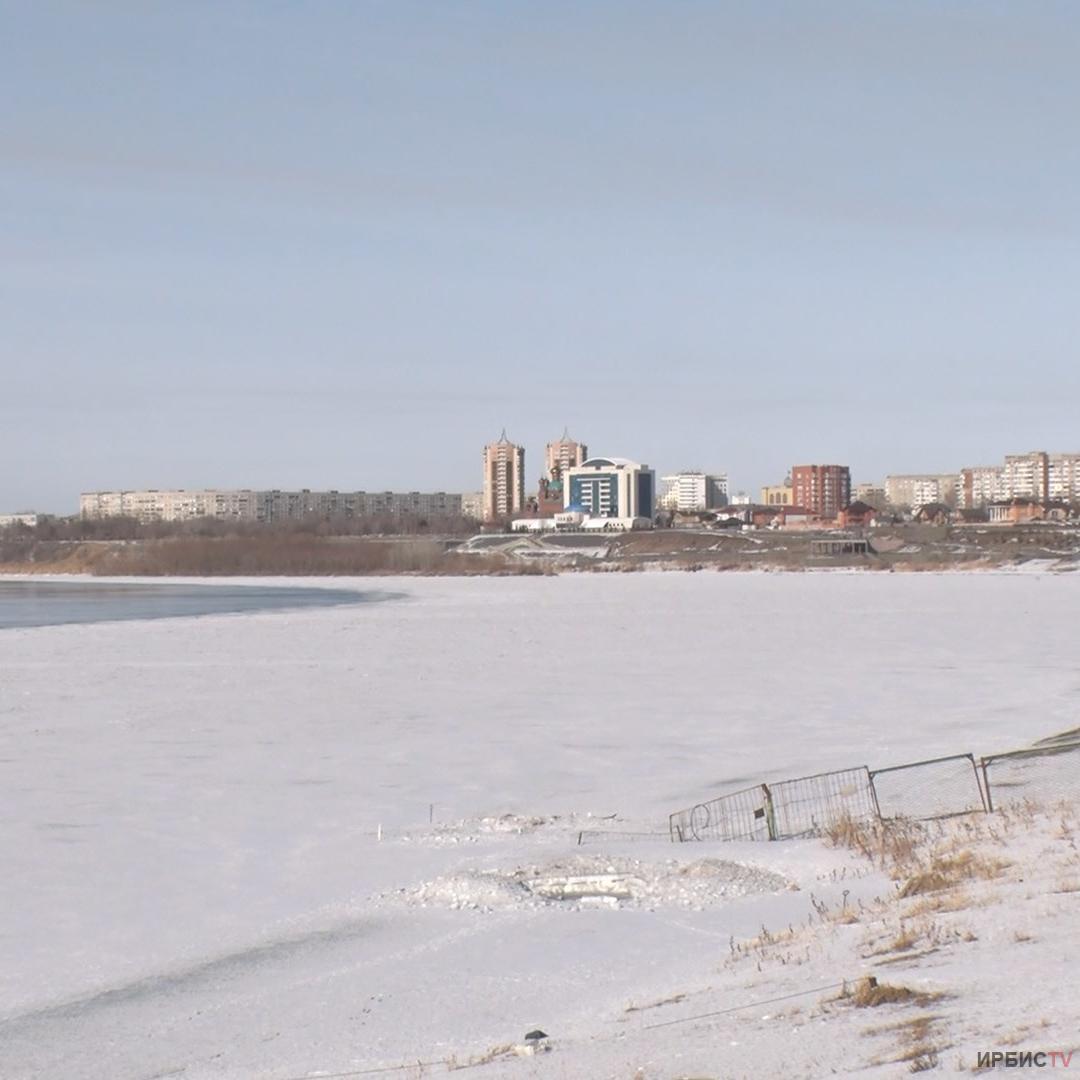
867,1013,941,1042
1053,878,1080,893
887,925,921,953
867,1011,950,1071
824,816,924,876
897,851,1009,898
905,889,983,916
838,977,943,1009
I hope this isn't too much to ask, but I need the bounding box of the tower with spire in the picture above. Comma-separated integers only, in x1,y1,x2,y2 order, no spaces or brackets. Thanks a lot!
481,430,525,522
535,429,587,515
544,428,588,484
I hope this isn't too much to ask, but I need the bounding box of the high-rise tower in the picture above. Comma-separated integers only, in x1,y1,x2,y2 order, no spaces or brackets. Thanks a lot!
544,429,587,483
482,431,525,521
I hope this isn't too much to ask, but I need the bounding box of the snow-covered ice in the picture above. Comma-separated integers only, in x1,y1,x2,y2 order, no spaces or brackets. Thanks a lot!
1,572,1078,1078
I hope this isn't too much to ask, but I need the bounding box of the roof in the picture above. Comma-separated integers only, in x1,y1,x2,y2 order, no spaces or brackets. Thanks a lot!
578,457,640,469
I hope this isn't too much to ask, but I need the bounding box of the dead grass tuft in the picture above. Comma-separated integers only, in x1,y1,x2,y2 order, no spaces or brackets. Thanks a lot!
888,926,921,953
905,889,982,916
867,1012,950,1072
867,1013,941,1041
839,977,943,1009
825,816,924,876
898,851,1009,898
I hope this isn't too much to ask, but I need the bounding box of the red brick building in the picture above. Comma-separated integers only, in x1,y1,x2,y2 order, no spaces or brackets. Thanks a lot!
791,464,851,520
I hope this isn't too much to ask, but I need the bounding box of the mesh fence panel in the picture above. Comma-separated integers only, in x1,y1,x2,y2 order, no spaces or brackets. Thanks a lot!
981,743,1080,811
669,784,773,842
869,754,986,821
768,767,876,839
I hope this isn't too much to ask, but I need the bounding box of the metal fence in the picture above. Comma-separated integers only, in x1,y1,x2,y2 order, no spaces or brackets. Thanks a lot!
668,783,775,842
981,742,1080,812
769,767,877,839
670,741,1079,845
869,753,986,821
668,769,876,843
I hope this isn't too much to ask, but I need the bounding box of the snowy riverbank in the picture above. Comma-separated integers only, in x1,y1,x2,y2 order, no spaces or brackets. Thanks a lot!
2,573,1077,1077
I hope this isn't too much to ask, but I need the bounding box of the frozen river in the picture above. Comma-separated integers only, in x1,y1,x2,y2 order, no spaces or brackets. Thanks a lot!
1,571,1077,1078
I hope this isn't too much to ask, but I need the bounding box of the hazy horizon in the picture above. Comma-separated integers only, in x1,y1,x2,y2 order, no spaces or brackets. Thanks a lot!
5,2,1080,513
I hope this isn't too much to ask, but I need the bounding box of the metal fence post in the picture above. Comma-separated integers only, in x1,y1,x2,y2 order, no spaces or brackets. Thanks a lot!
968,754,989,813
762,783,778,841
866,764,883,822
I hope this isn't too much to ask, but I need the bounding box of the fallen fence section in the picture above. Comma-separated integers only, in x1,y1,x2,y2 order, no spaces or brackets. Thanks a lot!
869,753,986,821
669,783,774,843
668,768,876,843
981,741,1080,812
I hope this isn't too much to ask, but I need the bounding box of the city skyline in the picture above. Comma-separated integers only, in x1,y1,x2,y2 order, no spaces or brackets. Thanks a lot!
67,445,1080,526
6,3,1080,513
19,440,1080,520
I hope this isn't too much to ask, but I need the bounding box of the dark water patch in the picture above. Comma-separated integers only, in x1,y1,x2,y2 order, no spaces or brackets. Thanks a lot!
0,580,400,629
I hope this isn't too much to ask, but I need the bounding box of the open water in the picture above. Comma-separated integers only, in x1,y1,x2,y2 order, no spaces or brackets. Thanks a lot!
0,580,372,629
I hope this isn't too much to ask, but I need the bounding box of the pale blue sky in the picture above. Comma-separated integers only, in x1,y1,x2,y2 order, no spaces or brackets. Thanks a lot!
4,2,1079,512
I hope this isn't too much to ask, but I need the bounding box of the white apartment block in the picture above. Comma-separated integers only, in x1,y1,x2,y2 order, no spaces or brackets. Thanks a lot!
1048,454,1080,501
884,474,958,508
1003,452,1049,501
658,471,729,512
0,513,38,528
80,489,465,524
460,492,484,519
958,451,1080,508
958,466,1007,508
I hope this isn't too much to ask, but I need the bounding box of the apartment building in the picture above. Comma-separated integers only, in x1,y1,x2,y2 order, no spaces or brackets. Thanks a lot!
884,474,958,509
957,451,1080,508
482,431,526,521
659,471,729,512
0,513,38,528
853,484,887,510
790,464,851,519
460,492,484,520
544,430,587,482
1003,452,1051,502
958,467,1007,509
79,489,465,524
1048,454,1080,501
1003,450,1080,503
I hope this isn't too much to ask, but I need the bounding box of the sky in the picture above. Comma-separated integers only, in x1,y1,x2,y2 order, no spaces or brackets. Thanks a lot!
3,1,1080,512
